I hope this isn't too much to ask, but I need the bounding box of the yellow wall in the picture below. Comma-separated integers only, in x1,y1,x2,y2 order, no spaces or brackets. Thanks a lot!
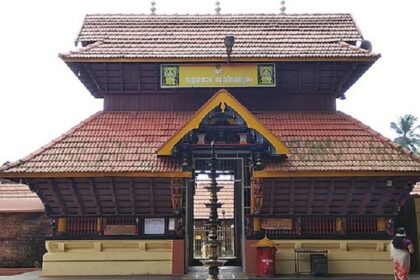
43,239,393,276
43,240,173,276
271,240,393,275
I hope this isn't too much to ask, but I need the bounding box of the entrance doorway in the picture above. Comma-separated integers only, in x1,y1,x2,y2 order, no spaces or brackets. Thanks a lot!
186,157,251,268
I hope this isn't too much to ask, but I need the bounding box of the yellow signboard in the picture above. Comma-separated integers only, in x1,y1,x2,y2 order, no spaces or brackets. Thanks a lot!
161,63,276,88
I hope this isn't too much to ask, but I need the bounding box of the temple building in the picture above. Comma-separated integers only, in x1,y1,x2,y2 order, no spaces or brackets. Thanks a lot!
1,13,420,276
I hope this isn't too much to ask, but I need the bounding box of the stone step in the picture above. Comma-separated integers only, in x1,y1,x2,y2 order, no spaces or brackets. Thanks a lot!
184,266,247,279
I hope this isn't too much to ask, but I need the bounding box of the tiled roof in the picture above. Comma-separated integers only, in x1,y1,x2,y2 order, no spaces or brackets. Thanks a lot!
0,112,192,174
0,182,37,198
0,181,44,212
1,111,419,176
60,14,378,60
256,112,420,172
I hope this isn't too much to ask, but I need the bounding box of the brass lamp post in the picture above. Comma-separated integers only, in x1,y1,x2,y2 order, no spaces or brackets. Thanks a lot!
201,143,225,280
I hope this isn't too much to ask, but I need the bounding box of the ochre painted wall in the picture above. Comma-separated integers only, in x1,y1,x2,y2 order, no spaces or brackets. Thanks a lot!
42,240,176,276
245,239,393,275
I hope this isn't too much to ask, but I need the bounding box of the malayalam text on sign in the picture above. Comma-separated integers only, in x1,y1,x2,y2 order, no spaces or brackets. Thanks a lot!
161,63,276,88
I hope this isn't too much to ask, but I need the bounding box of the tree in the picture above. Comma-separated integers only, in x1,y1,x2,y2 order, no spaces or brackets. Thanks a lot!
390,114,420,153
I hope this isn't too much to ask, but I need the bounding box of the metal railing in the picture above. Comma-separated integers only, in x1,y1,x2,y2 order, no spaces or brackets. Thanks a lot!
193,221,235,259
246,215,391,238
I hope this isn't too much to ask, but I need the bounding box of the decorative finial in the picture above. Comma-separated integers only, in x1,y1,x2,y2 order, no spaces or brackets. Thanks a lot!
215,1,221,15
280,0,286,14
150,1,156,15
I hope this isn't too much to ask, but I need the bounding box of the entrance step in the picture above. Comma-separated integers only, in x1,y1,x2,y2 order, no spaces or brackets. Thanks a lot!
184,266,248,279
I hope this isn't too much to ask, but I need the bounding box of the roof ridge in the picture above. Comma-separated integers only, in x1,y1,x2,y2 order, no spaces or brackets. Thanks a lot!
84,13,353,16
337,111,420,163
0,111,104,172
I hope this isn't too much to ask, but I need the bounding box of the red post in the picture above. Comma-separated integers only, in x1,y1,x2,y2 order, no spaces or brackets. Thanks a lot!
255,236,277,277
257,247,277,277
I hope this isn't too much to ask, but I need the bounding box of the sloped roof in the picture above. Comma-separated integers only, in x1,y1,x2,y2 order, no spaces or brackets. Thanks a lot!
0,112,192,176
60,13,378,61
1,110,419,178
255,112,420,175
0,181,44,212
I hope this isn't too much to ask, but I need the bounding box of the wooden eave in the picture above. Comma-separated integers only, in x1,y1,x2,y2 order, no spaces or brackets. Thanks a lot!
60,56,380,64
157,89,289,156
0,171,191,179
254,170,420,178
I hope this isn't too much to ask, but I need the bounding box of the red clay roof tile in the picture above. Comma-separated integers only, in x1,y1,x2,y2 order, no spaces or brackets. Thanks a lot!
1,111,419,176
0,182,37,199
60,14,378,60
255,111,420,172
0,181,44,212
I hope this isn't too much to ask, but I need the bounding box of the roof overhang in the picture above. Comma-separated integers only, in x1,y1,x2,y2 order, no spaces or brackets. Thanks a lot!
254,170,420,178
0,171,191,179
61,56,380,64
0,198,44,213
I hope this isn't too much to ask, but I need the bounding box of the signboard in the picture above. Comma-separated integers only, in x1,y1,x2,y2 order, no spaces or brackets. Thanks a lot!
160,63,276,88
144,218,166,235
261,218,293,230
104,225,137,236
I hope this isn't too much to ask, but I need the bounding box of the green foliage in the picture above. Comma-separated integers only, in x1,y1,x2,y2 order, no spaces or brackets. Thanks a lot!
390,114,420,154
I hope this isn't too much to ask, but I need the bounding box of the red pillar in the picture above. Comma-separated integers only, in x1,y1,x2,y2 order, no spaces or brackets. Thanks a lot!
172,240,185,275
245,240,258,276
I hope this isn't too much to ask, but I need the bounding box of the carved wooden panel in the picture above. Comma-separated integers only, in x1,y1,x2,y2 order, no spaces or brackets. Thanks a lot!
30,177,173,217
68,61,371,112
261,177,410,216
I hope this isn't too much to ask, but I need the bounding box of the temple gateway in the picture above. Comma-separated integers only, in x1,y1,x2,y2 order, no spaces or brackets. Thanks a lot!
1,13,420,277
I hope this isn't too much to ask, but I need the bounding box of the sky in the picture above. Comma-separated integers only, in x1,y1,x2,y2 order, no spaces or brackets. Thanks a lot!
0,0,419,165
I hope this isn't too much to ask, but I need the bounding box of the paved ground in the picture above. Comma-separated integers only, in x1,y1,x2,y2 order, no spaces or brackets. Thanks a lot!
3,269,420,280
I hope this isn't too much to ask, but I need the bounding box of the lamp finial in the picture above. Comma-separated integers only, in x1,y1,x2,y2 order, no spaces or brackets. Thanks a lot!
280,0,286,14
150,1,156,15
215,1,221,15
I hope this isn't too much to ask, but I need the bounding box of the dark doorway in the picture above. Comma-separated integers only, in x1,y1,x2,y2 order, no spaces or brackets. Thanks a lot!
187,157,250,268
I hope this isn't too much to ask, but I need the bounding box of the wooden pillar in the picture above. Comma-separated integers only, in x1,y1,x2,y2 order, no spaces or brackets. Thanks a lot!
57,218,67,234
96,218,103,234
253,217,261,232
377,217,386,232
251,178,263,233
336,217,345,234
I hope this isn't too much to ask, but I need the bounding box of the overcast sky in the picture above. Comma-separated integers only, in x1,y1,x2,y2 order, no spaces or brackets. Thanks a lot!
0,0,419,165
